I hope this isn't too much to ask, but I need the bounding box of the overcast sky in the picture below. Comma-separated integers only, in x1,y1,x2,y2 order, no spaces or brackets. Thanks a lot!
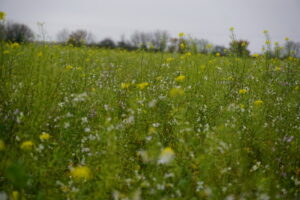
1,0,300,52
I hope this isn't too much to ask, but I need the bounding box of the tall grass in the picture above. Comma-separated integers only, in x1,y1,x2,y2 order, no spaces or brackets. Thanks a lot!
0,42,299,200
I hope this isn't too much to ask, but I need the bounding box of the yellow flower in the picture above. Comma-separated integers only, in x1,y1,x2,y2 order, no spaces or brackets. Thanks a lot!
121,82,130,89
136,82,149,90
12,191,19,200
11,43,20,48
0,11,6,20
253,53,259,58
20,140,34,151
274,66,281,71
70,166,92,180
263,30,269,34
284,37,289,41
169,87,184,97
254,100,263,106
37,52,43,57
238,89,247,94
39,132,51,141
229,27,234,31
158,147,175,164
265,40,271,45
180,43,185,49
0,139,5,151
166,57,174,62
274,42,279,46
178,32,185,37
3,50,10,54
175,75,186,82
216,52,221,57
206,44,212,49
65,65,73,70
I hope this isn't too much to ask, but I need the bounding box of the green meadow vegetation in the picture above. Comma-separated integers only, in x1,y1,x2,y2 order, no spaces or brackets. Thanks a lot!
0,41,299,200
1,11,300,200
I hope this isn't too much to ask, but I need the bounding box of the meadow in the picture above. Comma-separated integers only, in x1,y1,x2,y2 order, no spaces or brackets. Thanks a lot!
0,42,299,200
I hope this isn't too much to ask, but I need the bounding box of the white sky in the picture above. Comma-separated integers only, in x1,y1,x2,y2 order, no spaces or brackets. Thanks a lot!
1,0,300,52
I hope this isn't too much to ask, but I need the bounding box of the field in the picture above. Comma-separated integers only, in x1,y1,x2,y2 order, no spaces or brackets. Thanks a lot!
0,43,299,200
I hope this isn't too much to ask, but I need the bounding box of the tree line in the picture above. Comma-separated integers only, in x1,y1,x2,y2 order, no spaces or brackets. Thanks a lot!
1,20,299,58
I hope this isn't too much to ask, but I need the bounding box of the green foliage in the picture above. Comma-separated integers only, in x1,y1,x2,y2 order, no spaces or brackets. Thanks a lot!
0,43,299,199
229,40,250,57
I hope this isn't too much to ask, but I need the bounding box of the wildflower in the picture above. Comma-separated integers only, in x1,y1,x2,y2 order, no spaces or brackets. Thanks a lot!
65,65,73,70
253,53,259,58
175,75,186,82
254,100,263,106
39,132,51,141
37,52,43,57
263,30,269,34
180,43,185,49
178,32,185,37
274,66,281,71
284,37,289,41
166,57,174,62
216,52,221,57
158,147,175,164
229,27,234,31
121,82,130,89
206,44,212,49
12,191,19,200
0,12,6,20
169,87,184,97
137,82,149,90
274,41,279,46
11,43,20,48
265,40,271,45
238,89,247,94
3,50,10,54
20,140,34,151
0,139,5,151
70,166,92,180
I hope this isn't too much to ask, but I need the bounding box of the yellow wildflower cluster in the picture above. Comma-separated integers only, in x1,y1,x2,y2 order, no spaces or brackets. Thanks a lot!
70,166,92,180
136,82,149,90
254,100,263,106
65,65,73,70
239,89,247,94
169,87,184,97
175,75,186,82
39,132,51,141
11,43,20,48
166,57,174,62
121,82,130,89
20,140,34,151
178,32,185,37
158,147,175,164
0,11,6,20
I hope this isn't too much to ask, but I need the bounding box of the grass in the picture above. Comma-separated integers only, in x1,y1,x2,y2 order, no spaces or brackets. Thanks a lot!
0,42,299,200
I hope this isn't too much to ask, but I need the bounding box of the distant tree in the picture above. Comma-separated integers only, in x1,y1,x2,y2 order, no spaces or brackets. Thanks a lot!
0,23,5,41
67,29,94,46
99,38,116,49
5,22,34,43
168,38,179,53
194,39,210,54
56,29,70,43
151,30,169,52
229,40,250,57
284,40,300,58
212,45,228,56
